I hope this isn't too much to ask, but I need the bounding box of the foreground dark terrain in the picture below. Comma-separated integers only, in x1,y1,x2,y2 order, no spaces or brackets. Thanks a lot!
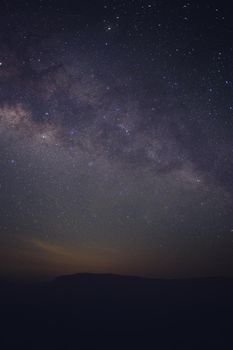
1,273,233,348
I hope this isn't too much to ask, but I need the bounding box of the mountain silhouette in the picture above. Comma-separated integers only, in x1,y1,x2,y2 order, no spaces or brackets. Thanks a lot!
1,273,233,348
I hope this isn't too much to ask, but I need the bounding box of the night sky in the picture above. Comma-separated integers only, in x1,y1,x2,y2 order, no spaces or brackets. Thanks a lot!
0,0,232,280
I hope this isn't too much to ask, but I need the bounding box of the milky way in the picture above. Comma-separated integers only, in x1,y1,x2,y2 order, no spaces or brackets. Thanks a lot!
0,0,232,279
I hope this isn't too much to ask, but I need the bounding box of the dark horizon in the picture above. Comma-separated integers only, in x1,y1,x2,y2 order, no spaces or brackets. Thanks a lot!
1,270,233,284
